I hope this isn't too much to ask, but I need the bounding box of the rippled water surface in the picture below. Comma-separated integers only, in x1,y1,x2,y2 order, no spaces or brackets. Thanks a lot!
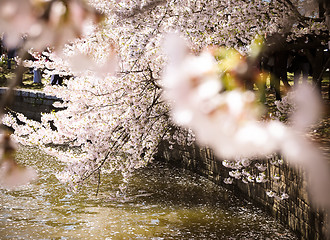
0,147,298,239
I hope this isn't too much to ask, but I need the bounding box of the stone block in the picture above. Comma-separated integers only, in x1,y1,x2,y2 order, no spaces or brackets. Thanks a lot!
23,97,35,104
14,90,21,96
199,147,207,160
43,100,54,106
21,91,30,97
46,95,59,100
37,92,46,98
29,92,37,98
0,88,6,94
206,148,214,159
36,98,43,105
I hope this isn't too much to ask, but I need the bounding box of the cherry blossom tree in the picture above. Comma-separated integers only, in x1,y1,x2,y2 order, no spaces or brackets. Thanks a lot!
0,0,328,209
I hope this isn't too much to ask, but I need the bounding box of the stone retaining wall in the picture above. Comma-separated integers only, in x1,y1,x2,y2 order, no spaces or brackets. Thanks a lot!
0,87,60,121
156,141,326,240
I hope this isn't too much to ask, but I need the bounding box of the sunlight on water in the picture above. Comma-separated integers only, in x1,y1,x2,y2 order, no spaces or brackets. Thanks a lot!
0,146,297,239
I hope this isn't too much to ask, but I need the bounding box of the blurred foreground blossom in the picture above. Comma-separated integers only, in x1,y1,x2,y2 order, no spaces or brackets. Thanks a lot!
0,0,103,50
162,35,330,210
163,36,280,158
0,132,37,189
65,33,118,77
274,82,323,129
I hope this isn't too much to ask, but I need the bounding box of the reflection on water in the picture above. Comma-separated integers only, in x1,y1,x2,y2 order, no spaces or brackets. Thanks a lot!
0,147,297,239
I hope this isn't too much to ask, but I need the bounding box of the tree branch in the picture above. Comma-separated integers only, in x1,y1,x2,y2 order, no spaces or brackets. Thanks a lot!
280,0,325,24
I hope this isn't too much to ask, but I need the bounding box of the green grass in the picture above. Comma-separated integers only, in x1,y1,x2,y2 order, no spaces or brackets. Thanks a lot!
0,66,47,90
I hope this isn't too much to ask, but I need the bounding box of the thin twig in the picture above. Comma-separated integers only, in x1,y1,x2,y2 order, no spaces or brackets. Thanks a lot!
95,169,101,196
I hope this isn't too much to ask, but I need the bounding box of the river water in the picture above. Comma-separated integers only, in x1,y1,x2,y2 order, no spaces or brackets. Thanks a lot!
0,147,297,239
